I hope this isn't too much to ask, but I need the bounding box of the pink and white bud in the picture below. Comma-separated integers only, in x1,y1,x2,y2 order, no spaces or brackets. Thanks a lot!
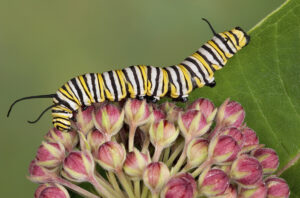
35,184,55,198
198,168,229,197
93,103,124,139
230,154,263,188
186,138,209,169
241,127,259,153
252,148,279,175
124,99,151,126
265,176,290,198
87,129,106,154
208,135,240,164
140,107,166,133
143,162,170,194
178,110,212,140
95,141,126,172
75,106,95,134
36,141,65,168
149,119,179,149
187,98,217,122
45,128,78,152
62,151,95,182
239,183,267,198
161,173,197,198
213,184,237,198
216,99,245,128
123,148,151,180
28,160,57,183
219,127,244,148
38,184,70,198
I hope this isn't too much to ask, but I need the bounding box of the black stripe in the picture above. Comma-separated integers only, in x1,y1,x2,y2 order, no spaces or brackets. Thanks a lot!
147,66,152,95
70,78,84,105
202,45,224,67
52,109,70,114
210,39,227,60
54,95,74,111
216,34,234,55
52,120,70,127
77,76,91,104
164,67,173,97
184,57,208,84
152,67,160,97
116,70,127,99
102,73,111,100
196,51,216,72
108,71,119,101
180,63,197,89
224,32,237,51
177,65,191,93
170,65,183,96
61,85,77,103
53,116,70,121
229,30,239,47
82,74,94,101
122,68,133,98
130,66,140,97
91,73,98,102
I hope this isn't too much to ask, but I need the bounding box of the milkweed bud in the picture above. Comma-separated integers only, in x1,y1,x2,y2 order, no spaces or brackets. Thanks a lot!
198,168,229,197
45,128,78,152
35,184,54,198
252,148,279,175
213,184,237,198
241,127,259,153
93,103,124,139
208,135,240,164
265,176,290,198
216,99,245,128
124,99,151,126
230,154,263,188
38,184,70,198
178,110,212,140
186,138,209,169
123,148,151,180
239,183,267,198
143,162,170,194
95,141,126,172
219,127,244,148
161,173,197,198
62,151,95,182
75,106,95,134
187,98,217,122
149,119,179,149
35,141,65,168
28,160,57,183
87,129,106,154
140,107,165,133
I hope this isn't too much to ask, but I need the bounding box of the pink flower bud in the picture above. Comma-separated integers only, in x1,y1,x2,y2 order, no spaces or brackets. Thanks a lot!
149,119,179,149
239,183,267,198
198,168,229,197
230,154,263,188
87,129,106,154
265,176,290,198
143,162,170,194
241,127,259,153
93,103,124,139
75,106,95,134
123,148,151,179
252,148,279,175
36,141,65,168
35,184,55,198
216,99,245,128
187,98,217,122
213,184,237,198
219,127,244,148
95,141,126,172
62,151,94,182
140,107,166,134
208,135,240,164
161,173,197,198
38,184,70,198
28,160,57,183
178,110,212,140
45,128,78,152
186,138,209,169
124,99,151,126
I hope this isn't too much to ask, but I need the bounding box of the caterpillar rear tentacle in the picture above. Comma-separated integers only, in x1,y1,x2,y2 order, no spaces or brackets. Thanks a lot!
7,19,250,131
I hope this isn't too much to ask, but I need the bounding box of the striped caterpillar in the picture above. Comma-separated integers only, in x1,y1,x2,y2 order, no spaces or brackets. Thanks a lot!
7,19,250,131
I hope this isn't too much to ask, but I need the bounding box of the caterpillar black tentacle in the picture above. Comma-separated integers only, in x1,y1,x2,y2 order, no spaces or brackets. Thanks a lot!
7,19,250,131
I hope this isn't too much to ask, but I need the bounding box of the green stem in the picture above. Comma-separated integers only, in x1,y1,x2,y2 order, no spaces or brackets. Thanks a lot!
166,142,184,167
141,134,150,153
191,159,213,178
141,185,149,198
116,170,135,198
163,147,170,163
134,180,141,198
152,145,163,162
129,123,137,152
170,141,189,175
107,172,124,197
89,175,115,198
94,172,124,198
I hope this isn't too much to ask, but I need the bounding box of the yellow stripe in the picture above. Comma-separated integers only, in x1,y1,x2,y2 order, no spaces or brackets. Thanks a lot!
78,76,94,103
194,77,205,88
161,69,169,96
139,65,148,94
64,84,81,105
170,84,178,98
147,80,152,96
97,74,105,102
52,113,69,119
225,32,241,50
192,53,214,79
178,65,193,94
54,122,69,129
212,65,222,71
116,70,127,99
58,88,75,103
207,40,227,62
53,106,72,113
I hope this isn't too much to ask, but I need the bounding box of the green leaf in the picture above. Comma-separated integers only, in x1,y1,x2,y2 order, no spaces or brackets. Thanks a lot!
189,0,300,196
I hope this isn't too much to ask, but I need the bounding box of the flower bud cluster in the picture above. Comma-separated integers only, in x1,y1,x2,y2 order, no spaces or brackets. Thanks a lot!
27,98,290,198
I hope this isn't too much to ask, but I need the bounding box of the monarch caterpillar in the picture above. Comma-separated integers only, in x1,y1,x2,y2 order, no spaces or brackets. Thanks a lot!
7,19,250,131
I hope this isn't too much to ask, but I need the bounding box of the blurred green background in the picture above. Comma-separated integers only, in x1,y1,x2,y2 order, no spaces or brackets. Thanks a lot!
0,0,284,197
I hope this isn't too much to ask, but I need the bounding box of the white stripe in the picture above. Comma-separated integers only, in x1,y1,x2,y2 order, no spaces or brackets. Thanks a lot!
181,59,205,84
124,68,137,96
205,44,225,65
56,91,78,110
198,48,220,67
75,77,90,106
94,73,101,102
135,66,145,96
113,71,122,100
165,67,180,96
175,65,187,96
157,68,164,97
150,66,157,94
213,36,231,56
68,81,82,105
102,72,115,100
189,56,210,80
86,74,95,101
